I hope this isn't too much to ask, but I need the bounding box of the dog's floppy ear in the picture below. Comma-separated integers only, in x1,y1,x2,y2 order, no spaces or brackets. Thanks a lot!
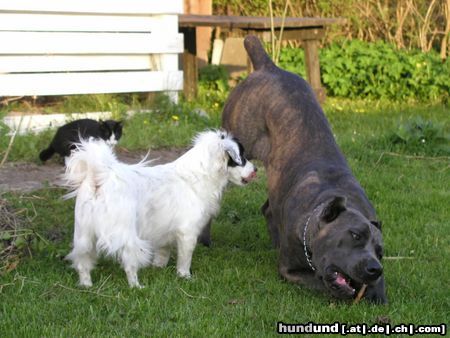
320,196,347,223
99,120,107,129
114,120,123,131
222,138,243,166
371,220,382,230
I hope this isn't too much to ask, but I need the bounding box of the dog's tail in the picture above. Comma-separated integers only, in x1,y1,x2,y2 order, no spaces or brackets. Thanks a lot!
62,139,118,199
244,35,276,71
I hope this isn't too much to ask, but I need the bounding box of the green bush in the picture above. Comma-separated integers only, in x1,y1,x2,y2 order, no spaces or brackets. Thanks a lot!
196,65,231,114
279,40,450,101
278,47,306,78
199,65,229,93
390,116,450,155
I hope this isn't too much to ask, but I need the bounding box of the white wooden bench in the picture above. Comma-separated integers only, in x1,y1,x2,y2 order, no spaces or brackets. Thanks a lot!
0,0,184,100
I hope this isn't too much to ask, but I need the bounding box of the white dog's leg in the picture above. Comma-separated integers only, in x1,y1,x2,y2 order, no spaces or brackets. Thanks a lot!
124,265,141,289
67,220,97,287
76,253,96,287
176,233,197,278
120,246,143,288
67,244,97,287
152,246,171,268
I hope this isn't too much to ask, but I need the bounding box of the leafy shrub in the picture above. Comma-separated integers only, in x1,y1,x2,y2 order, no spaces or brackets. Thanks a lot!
390,116,450,155
279,40,450,102
197,65,230,114
278,48,306,78
199,65,229,93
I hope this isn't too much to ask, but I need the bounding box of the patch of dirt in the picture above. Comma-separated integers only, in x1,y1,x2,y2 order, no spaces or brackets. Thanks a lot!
0,147,187,193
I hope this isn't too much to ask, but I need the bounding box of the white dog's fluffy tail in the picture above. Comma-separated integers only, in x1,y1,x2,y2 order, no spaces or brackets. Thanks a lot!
63,139,119,199
64,139,153,279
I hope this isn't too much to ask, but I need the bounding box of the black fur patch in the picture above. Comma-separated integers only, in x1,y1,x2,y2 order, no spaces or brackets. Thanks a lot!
227,138,247,167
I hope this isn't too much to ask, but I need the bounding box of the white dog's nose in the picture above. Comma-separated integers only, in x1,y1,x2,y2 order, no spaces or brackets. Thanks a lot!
244,167,257,183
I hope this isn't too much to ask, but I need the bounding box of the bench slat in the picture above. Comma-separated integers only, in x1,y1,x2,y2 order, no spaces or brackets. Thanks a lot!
0,32,183,54
0,13,178,33
0,71,183,96
0,0,183,15
179,14,346,29
0,55,160,73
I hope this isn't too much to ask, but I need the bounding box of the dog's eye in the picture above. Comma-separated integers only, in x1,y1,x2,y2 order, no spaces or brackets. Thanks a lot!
350,231,361,241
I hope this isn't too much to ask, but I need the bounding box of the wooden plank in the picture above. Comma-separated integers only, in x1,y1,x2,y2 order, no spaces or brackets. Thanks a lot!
255,28,325,42
179,15,347,29
0,0,183,15
0,32,184,54
0,55,158,73
277,28,325,41
181,27,197,100
0,13,177,33
183,52,197,100
304,39,325,102
0,71,183,96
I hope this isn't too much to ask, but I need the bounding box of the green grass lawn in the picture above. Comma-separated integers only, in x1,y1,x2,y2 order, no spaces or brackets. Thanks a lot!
1,99,449,336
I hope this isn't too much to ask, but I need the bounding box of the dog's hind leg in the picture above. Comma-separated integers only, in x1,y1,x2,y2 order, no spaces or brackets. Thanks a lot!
66,225,97,287
176,232,197,278
120,239,151,288
67,250,97,287
120,247,142,288
152,246,171,268
123,263,141,288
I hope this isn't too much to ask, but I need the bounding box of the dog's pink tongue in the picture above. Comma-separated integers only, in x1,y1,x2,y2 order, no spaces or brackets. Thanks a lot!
336,273,348,286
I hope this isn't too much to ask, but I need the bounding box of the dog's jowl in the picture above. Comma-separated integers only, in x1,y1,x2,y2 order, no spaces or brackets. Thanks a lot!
222,36,387,303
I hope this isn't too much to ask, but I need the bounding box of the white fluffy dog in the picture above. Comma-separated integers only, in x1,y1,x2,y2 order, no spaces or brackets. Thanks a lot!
63,130,257,287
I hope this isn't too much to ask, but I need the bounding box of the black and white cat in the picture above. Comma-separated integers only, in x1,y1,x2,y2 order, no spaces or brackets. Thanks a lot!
39,119,123,162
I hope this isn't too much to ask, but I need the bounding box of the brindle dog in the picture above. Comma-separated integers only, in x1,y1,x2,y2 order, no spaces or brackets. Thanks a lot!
222,36,387,303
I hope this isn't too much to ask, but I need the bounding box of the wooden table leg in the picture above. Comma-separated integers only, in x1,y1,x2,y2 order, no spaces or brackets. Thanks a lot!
303,39,326,103
181,27,198,100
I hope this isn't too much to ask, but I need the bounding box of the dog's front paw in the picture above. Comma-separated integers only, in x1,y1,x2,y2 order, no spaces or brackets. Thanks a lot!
364,278,387,304
364,287,387,304
177,270,192,279
79,273,93,288
79,280,93,288
130,282,144,289
127,277,144,288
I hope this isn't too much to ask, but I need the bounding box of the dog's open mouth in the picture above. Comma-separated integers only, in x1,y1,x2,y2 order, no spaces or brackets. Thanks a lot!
323,267,357,299
241,171,257,184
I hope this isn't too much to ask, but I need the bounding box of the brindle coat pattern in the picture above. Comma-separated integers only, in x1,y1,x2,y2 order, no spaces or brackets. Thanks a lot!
222,36,387,303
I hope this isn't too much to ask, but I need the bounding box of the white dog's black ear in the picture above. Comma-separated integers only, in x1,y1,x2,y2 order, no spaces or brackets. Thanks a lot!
222,139,243,166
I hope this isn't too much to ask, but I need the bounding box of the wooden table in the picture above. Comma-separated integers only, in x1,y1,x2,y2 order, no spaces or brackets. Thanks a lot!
179,14,346,102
